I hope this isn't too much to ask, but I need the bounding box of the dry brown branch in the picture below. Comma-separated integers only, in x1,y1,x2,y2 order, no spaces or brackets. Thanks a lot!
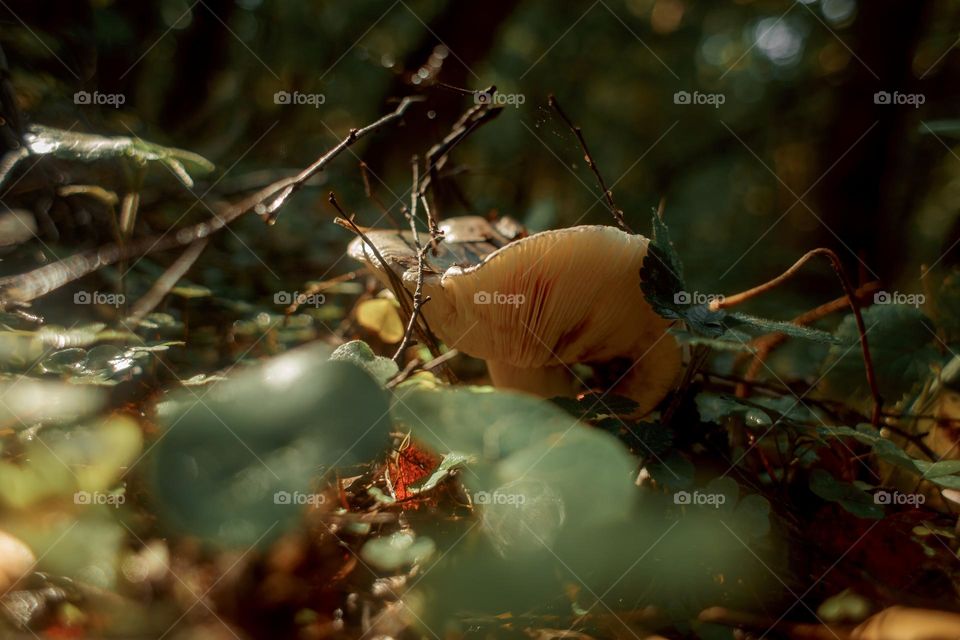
126,238,209,326
0,96,424,309
418,86,503,241
548,94,632,233
329,192,443,359
393,156,431,364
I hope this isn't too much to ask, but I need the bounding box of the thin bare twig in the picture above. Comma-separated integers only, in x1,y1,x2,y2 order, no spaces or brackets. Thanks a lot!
126,238,209,326
393,156,431,364
418,86,503,242
359,161,401,229
329,192,443,359
548,94,633,233
282,269,363,315
711,248,882,426
0,97,425,308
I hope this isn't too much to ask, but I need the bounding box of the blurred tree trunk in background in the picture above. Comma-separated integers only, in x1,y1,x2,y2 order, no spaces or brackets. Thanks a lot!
158,0,236,134
362,0,520,215
817,0,932,284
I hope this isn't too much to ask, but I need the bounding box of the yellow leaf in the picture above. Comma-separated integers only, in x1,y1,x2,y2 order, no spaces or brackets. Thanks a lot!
356,298,404,343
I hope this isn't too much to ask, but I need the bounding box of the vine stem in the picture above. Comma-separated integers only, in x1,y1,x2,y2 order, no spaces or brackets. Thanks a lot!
736,281,880,397
710,248,882,426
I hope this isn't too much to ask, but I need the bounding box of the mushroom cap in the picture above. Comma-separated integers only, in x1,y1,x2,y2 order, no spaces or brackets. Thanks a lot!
349,218,681,412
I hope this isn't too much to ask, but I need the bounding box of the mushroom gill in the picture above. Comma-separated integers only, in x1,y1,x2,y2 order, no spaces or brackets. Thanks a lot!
348,217,681,415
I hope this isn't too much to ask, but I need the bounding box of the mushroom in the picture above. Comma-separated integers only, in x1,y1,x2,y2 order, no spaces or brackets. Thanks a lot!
348,216,681,415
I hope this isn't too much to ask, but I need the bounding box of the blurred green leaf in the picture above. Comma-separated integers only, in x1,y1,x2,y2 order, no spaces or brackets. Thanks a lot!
809,469,883,519
726,312,840,344
149,343,391,546
330,339,398,385
360,531,435,571
820,305,940,403
0,415,141,509
24,125,215,188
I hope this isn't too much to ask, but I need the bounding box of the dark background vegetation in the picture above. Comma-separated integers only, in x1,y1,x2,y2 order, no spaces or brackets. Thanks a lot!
4,0,959,319
3,2,960,638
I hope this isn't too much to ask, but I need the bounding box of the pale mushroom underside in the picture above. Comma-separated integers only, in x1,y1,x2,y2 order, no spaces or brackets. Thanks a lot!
349,219,681,413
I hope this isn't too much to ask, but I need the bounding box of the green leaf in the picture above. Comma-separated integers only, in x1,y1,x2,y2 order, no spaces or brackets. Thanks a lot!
0,415,141,509
361,531,435,571
647,450,695,488
595,417,674,456
330,339,399,385
727,312,840,344
0,376,104,427
669,328,755,352
734,493,772,539
809,469,883,519
932,269,960,344
3,509,126,589
650,210,685,283
920,120,960,138
550,393,639,419
392,386,638,526
24,125,215,188
637,213,836,347
639,213,687,319
150,343,391,547
640,243,686,320
916,459,960,479
820,305,940,403
405,452,474,495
